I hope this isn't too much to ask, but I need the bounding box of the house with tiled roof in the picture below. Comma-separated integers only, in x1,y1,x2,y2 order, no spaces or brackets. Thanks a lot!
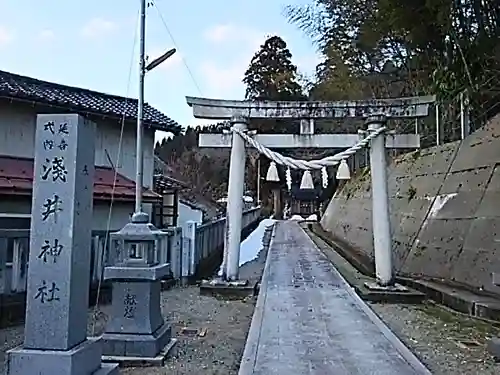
0,69,181,233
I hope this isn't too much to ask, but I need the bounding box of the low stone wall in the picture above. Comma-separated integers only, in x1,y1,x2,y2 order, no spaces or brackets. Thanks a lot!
321,115,500,296
0,217,262,328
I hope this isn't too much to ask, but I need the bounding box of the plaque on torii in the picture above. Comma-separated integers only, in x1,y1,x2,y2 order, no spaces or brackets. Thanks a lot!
186,95,435,287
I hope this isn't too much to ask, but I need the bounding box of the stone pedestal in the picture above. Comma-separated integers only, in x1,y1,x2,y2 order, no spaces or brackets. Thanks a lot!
7,114,118,375
8,339,118,375
199,278,257,298
101,265,172,358
488,337,500,360
100,215,176,365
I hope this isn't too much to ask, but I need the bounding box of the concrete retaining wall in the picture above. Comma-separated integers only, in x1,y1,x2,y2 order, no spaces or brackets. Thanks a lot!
321,115,500,295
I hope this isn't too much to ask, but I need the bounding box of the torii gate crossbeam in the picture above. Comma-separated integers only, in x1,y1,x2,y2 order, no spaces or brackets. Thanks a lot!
187,96,435,286
186,96,435,119
198,133,420,149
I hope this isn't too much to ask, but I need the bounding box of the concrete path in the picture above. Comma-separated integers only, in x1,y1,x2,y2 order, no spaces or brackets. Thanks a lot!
239,221,432,375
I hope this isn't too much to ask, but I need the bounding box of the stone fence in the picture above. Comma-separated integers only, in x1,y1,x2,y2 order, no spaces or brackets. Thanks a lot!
0,206,261,326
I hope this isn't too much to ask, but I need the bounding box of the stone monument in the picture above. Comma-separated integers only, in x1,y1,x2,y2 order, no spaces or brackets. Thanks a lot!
100,215,176,365
7,114,118,374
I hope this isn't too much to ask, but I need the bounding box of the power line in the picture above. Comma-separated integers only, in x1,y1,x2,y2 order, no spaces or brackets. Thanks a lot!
151,0,203,96
90,7,140,335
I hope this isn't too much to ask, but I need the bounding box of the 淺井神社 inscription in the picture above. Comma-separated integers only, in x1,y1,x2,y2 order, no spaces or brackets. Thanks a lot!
38,239,64,263
34,280,60,303
7,114,118,374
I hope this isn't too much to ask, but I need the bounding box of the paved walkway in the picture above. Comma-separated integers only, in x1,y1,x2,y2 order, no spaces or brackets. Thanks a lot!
239,221,432,375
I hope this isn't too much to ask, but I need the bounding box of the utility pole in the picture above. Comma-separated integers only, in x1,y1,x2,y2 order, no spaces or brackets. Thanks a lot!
99,0,178,364
134,0,147,219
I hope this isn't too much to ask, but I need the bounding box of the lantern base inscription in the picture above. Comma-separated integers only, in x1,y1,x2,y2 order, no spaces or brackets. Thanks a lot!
104,280,165,335
7,338,119,375
101,264,175,361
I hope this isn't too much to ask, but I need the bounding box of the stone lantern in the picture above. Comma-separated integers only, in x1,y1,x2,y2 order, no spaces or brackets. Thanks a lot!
100,213,175,364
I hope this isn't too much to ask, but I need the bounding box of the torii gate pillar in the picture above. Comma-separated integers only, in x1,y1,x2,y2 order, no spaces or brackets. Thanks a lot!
224,117,248,281
367,116,393,285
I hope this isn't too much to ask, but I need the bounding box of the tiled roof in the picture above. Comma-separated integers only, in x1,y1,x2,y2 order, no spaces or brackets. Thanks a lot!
154,174,188,192
0,155,161,203
153,156,189,189
153,155,224,220
0,70,181,134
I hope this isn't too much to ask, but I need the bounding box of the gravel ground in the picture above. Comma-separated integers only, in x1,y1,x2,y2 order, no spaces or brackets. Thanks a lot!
371,302,500,374
0,242,269,375
4,223,500,375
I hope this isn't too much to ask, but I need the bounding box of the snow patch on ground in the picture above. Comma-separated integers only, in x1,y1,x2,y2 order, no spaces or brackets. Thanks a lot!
288,214,318,221
217,218,276,275
239,219,276,266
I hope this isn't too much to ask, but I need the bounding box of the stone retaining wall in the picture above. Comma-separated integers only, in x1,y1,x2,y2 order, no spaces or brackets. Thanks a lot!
321,115,500,295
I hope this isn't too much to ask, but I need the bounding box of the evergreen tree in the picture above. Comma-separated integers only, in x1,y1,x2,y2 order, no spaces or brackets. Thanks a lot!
242,35,308,203
243,36,305,101
242,35,306,136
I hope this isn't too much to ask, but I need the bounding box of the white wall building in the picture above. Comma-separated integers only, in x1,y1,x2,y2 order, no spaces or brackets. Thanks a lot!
177,200,204,233
0,69,180,232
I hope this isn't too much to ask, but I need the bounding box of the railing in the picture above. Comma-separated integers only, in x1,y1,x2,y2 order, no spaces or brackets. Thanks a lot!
0,229,175,296
161,226,182,279
0,230,29,295
180,206,261,280
0,207,261,296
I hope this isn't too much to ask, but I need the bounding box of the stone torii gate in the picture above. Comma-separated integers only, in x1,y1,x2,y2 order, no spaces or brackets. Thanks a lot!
186,95,435,287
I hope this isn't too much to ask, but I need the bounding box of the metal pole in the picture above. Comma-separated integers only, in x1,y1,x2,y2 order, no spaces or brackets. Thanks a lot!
435,103,441,146
460,91,470,140
460,92,465,140
367,115,393,286
226,117,247,281
257,157,261,203
134,0,146,215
